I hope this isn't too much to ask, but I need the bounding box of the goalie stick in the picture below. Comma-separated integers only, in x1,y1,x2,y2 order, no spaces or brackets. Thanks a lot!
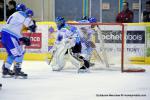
92,48,104,63
46,51,54,65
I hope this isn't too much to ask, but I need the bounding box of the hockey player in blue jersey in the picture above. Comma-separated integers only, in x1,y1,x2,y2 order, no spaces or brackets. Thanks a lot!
16,3,26,11
1,8,36,79
16,4,36,32
0,4,26,40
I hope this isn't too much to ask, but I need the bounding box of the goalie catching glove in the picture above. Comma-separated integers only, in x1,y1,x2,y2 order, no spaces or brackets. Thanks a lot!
19,37,31,46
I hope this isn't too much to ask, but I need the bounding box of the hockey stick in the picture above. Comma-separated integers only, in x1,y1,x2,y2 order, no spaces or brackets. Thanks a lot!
47,51,54,65
92,48,104,63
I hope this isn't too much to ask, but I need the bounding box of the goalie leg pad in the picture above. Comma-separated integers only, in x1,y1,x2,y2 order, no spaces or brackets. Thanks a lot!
50,44,67,71
68,51,90,69
68,53,84,69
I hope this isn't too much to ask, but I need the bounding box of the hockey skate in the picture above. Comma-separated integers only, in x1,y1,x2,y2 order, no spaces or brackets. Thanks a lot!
14,68,28,79
52,65,63,72
78,57,90,73
78,66,90,73
2,65,15,78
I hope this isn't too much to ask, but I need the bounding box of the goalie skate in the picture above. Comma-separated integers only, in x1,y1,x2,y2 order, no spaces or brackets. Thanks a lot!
52,66,63,72
78,58,90,73
78,66,90,73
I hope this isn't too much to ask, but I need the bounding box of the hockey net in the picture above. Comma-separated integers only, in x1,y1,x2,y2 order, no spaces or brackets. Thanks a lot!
67,22,145,72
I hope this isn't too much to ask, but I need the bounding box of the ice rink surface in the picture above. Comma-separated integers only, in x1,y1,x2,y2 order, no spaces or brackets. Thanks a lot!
0,60,150,100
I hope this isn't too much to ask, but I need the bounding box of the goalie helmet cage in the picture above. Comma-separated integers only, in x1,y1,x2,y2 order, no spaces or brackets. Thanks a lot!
67,22,145,73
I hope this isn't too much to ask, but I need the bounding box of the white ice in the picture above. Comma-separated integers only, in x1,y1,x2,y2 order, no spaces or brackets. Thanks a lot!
0,60,150,100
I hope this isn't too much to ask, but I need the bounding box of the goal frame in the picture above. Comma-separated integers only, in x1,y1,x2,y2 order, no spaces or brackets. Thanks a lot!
67,22,145,73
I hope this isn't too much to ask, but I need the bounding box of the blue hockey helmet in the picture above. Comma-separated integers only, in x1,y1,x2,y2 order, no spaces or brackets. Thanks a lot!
16,3,26,11
55,16,66,30
88,17,97,23
25,8,34,17
55,16,66,24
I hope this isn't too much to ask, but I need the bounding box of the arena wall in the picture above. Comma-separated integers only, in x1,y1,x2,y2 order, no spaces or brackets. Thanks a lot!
0,22,150,64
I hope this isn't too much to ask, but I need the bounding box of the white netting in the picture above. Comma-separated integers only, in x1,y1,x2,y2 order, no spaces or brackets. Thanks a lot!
62,23,122,71
65,23,146,72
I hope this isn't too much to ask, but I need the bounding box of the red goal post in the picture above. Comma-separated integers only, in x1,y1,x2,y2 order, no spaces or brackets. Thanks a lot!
67,22,145,72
